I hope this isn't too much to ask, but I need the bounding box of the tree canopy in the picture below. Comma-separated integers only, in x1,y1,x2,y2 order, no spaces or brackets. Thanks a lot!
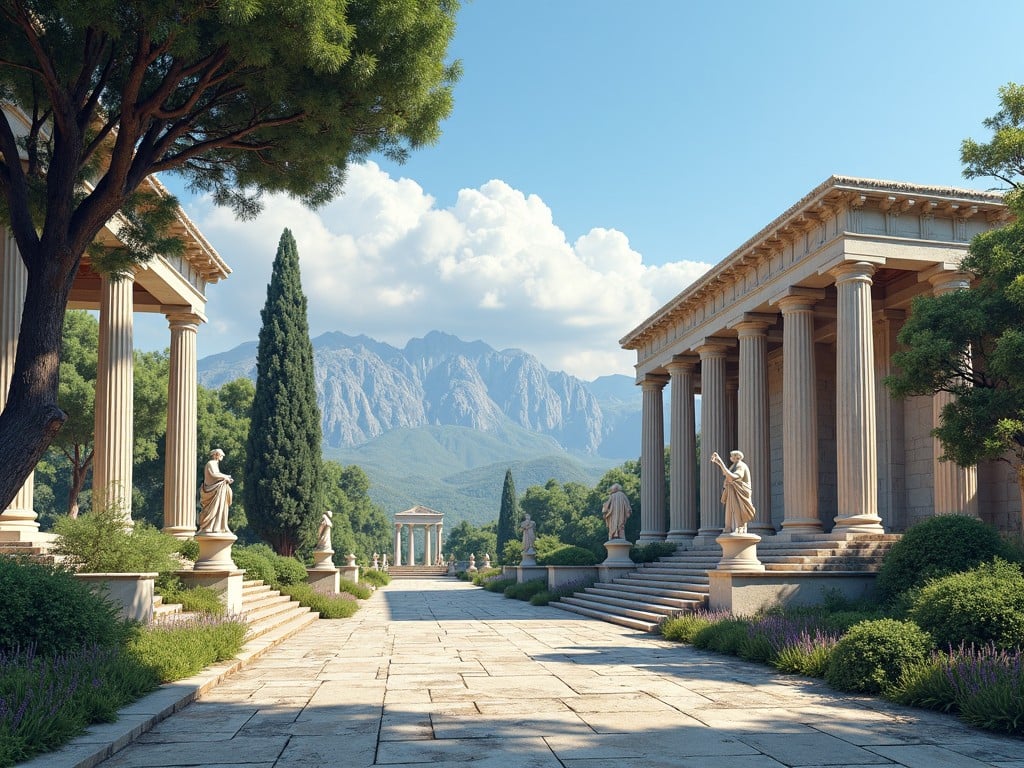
495,468,519,563
0,0,460,512
887,82,1024,507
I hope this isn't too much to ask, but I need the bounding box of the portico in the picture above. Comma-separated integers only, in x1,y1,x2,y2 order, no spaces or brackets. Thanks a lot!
622,177,1020,541
393,505,445,566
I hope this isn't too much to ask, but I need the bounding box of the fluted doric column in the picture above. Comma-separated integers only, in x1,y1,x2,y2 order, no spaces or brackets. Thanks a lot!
735,315,774,535
0,231,36,537
163,313,202,538
666,357,698,542
928,270,979,517
777,291,824,535
697,342,729,541
93,271,135,522
832,263,884,533
437,523,444,564
425,524,433,567
407,523,415,565
638,374,668,542
875,309,906,531
394,523,403,566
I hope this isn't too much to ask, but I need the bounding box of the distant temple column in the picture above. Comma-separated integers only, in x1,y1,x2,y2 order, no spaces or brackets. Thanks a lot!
735,315,774,535
425,524,433,567
666,357,698,542
832,263,884,533
407,523,415,565
437,523,444,564
394,523,403,566
696,341,729,542
0,231,36,538
776,290,824,536
163,312,202,538
638,374,668,542
927,270,979,517
93,270,135,521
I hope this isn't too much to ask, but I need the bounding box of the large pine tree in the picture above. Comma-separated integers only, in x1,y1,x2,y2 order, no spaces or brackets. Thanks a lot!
244,230,323,556
495,468,521,563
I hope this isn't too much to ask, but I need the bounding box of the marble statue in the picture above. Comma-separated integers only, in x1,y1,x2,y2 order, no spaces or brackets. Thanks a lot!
520,513,537,553
372,552,380,570
382,553,389,569
711,450,757,534
483,552,492,568
198,449,233,534
602,483,632,540
316,510,334,551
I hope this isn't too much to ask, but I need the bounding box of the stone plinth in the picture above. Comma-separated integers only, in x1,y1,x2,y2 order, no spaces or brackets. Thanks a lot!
338,564,359,583
517,565,547,584
307,567,340,595
75,572,157,623
312,549,336,571
709,570,878,614
602,539,633,566
178,568,244,614
194,532,238,571
520,550,537,567
715,532,765,572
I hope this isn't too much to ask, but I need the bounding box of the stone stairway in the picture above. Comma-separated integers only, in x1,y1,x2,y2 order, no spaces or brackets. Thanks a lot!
0,537,54,562
387,565,451,579
239,579,319,640
553,533,900,632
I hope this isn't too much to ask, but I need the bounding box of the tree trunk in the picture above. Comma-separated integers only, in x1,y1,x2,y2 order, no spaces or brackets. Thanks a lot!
67,449,92,518
0,255,72,512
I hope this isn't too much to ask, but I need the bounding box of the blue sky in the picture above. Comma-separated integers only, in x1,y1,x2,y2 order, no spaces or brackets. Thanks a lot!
147,1,1024,380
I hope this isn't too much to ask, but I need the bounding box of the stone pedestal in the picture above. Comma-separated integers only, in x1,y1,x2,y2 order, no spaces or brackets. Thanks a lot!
307,567,340,595
520,549,537,567
194,532,238,571
75,573,157,623
602,539,633,566
178,568,244,614
715,532,765,572
338,553,359,583
312,548,336,571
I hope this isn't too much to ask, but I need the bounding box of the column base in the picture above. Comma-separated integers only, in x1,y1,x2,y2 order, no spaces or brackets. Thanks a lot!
603,539,634,565
715,532,765,572
0,509,40,541
666,530,697,544
692,528,724,548
748,523,776,536
194,532,238,571
162,525,196,540
832,514,885,535
636,532,667,544
779,517,824,536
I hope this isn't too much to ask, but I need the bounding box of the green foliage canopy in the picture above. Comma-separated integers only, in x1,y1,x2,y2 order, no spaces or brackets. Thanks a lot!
0,0,459,514
495,468,520,564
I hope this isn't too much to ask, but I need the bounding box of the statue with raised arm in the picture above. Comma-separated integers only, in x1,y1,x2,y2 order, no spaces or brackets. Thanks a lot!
710,450,756,534
199,449,233,534
602,483,632,540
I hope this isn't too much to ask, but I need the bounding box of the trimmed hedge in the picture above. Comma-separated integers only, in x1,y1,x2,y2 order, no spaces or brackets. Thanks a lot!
825,619,933,694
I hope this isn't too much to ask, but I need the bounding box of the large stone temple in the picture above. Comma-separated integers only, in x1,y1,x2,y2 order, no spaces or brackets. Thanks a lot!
621,176,1020,544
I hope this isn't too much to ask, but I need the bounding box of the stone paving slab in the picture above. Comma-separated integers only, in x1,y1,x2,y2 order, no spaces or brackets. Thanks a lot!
27,577,1024,768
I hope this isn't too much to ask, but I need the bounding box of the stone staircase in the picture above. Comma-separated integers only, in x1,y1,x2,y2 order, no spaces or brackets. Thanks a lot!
238,579,319,640
553,533,900,632
387,565,451,579
0,537,55,562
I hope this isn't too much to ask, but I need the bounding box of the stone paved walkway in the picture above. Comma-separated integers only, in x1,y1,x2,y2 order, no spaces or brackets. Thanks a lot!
92,578,1024,768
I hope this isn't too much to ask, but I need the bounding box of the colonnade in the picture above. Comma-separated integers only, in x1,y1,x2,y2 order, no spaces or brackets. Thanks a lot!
392,520,444,566
635,262,978,542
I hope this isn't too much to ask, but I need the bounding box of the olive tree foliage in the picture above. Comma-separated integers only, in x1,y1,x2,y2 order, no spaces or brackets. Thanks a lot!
0,0,460,513
887,83,1024,511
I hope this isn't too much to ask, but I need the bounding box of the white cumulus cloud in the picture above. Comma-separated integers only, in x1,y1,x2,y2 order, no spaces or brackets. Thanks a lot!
166,162,712,380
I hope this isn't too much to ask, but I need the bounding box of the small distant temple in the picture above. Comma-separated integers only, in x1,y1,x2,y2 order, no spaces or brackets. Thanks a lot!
621,176,1019,544
393,505,445,566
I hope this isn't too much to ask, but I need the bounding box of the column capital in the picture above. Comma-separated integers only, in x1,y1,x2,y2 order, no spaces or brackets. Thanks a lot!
732,312,775,337
920,265,972,295
665,355,699,375
695,337,732,359
165,310,205,329
830,261,876,285
771,287,825,311
640,373,669,390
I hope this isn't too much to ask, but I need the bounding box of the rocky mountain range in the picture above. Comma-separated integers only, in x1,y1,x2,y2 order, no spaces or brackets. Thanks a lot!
197,330,643,459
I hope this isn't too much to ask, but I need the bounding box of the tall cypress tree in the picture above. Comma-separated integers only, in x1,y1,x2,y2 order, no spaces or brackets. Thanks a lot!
244,229,323,556
495,468,520,563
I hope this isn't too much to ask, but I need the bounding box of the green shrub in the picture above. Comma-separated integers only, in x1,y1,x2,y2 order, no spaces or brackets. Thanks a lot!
503,579,547,601
737,631,775,664
887,655,958,712
270,554,308,586
176,539,200,562
52,506,180,573
630,542,678,563
910,559,1024,650
336,579,373,600
502,539,523,564
154,576,225,616
484,577,516,593
774,641,833,677
231,546,276,584
538,545,599,566
693,619,750,655
471,567,503,586
876,515,1006,603
361,569,390,588
660,610,732,643
279,583,360,619
825,618,933,694
126,615,247,682
0,558,124,656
